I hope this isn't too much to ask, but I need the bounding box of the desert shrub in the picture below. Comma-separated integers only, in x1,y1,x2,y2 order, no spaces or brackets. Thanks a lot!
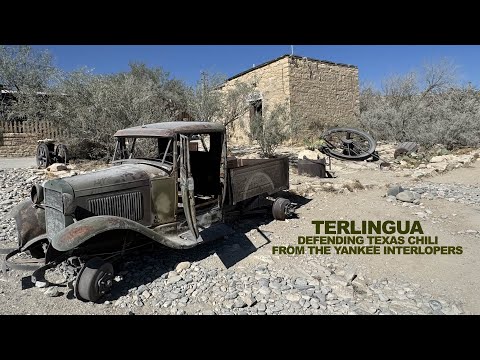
359,59,480,149
248,103,291,157
67,138,110,161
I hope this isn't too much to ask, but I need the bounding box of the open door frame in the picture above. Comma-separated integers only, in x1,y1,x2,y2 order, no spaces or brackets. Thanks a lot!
179,134,199,239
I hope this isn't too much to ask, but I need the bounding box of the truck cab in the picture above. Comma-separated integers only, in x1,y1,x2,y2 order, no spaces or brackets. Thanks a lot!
111,121,227,242
9,121,292,302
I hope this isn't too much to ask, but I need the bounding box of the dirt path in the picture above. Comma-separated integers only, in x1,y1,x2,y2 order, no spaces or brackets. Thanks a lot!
262,161,480,313
0,157,36,169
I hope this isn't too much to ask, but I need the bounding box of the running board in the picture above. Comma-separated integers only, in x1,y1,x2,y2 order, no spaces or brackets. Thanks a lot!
172,223,235,247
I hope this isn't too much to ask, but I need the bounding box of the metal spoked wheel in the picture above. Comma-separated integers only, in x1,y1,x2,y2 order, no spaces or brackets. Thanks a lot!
55,144,68,164
320,128,376,161
75,257,114,302
36,143,50,169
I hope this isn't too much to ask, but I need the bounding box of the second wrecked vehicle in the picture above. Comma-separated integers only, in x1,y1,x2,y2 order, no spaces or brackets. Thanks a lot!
8,121,294,302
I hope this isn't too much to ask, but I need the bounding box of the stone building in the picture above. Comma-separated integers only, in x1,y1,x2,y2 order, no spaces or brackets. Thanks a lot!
220,54,360,144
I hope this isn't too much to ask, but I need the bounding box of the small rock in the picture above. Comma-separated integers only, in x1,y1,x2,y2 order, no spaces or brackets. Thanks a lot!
411,171,426,179
257,303,267,312
233,298,247,308
396,190,420,203
175,261,191,273
137,284,147,293
298,149,321,161
47,163,68,172
258,278,269,287
241,294,257,307
167,275,182,285
25,175,38,182
313,292,326,302
285,293,301,302
378,293,390,302
451,304,462,315
415,212,427,219
387,185,404,197
44,286,60,297
259,287,271,295
35,280,49,288
429,300,442,312
269,282,282,290
430,156,446,163
224,300,234,309
295,278,308,286
321,286,332,295
344,268,357,282
334,286,353,299
225,291,239,300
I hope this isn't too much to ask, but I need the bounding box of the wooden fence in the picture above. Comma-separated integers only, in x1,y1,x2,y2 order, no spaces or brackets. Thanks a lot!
0,119,67,139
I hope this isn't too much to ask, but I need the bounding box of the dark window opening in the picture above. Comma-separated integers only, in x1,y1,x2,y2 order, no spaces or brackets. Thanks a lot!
249,100,262,122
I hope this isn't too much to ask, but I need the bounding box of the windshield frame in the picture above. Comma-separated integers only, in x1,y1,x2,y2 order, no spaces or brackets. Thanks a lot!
112,135,176,171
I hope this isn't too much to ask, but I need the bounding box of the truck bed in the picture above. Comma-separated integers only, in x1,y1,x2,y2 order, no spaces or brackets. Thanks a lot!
226,157,289,205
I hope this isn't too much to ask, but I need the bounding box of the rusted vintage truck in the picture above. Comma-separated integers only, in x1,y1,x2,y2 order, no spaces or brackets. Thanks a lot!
7,121,293,302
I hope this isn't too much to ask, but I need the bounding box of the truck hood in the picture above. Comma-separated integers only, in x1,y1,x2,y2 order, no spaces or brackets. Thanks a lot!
45,163,169,197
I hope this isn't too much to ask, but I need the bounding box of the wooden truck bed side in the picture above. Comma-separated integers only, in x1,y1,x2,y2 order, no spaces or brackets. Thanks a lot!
226,157,289,205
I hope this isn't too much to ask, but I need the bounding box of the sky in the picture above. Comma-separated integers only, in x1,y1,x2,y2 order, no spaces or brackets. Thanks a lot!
32,45,480,88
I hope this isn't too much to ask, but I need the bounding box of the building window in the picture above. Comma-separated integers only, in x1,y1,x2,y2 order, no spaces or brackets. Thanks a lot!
249,100,262,122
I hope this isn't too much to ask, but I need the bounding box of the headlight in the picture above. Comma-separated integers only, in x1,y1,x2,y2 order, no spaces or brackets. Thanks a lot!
31,183,44,205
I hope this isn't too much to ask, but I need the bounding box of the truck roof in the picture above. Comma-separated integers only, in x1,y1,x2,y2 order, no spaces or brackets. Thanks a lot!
114,121,225,138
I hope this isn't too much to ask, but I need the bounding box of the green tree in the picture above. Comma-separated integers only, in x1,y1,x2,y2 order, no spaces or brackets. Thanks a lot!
188,71,254,136
56,63,190,158
0,45,59,121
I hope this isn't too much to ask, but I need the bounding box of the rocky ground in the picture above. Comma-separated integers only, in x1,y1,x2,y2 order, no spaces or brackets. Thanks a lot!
0,144,479,315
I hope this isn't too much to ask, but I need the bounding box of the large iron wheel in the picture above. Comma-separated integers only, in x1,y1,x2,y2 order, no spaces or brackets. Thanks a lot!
320,128,376,161
75,257,114,302
36,143,50,169
55,144,68,164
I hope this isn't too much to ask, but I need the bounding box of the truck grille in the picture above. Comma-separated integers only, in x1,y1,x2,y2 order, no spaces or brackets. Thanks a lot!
45,188,63,211
88,192,143,221
46,206,65,239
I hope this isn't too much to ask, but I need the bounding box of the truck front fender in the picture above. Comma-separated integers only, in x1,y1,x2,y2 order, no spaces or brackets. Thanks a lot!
9,198,46,248
52,215,195,252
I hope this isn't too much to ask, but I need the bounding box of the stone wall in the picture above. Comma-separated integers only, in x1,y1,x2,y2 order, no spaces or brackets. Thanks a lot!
289,56,359,140
0,133,37,157
0,120,67,157
221,56,291,144
222,55,360,145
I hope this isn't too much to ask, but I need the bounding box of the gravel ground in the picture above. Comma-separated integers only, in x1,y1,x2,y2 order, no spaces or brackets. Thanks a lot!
2,160,477,315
